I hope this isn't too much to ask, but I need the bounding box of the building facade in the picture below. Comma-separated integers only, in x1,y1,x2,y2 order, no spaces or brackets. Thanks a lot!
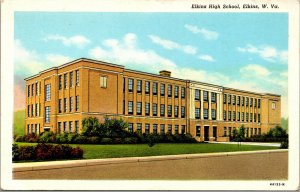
24,58,281,141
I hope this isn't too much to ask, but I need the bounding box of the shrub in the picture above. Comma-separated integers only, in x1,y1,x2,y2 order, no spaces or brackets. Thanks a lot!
26,133,39,143
146,133,158,147
55,133,68,144
12,144,19,161
73,135,87,144
67,133,79,144
39,131,55,143
15,135,25,142
124,137,138,144
35,143,54,160
101,137,113,144
18,146,36,160
86,136,101,144
71,146,84,158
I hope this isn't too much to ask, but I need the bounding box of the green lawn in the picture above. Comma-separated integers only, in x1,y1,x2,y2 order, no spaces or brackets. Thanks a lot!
15,142,279,160
14,110,25,136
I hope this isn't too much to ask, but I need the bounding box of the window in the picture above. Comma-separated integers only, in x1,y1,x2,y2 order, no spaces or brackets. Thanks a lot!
45,106,50,123
100,76,107,88
58,99,62,113
145,124,150,134
181,106,185,118
64,74,67,89
254,113,257,122
160,84,165,96
196,126,201,137
250,113,253,122
168,85,172,97
195,108,200,119
242,112,244,121
63,122,67,132
272,102,276,109
64,98,67,112
175,86,179,98
223,94,227,104
250,98,253,107
211,109,216,120
137,80,142,93
229,127,232,136
195,89,200,100
254,99,257,107
137,123,142,132
27,85,30,97
204,109,208,119
160,104,165,116
175,125,179,134
258,114,261,123
70,97,73,112
223,111,226,120
31,104,34,116
168,124,172,133
27,105,30,117
160,124,165,134
181,125,186,134
174,106,179,117
233,95,236,105
211,92,216,103
69,121,73,132
45,84,51,101
168,105,172,117
59,75,62,90
152,103,157,116
137,102,142,115
145,81,150,94
128,78,134,92
181,87,185,98
128,123,133,133
246,97,249,106
31,84,34,97
246,128,249,137
76,96,79,111
153,124,158,134
203,91,208,101
228,111,231,120
246,113,249,122
258,128,261,135
70,72,73,87
153,82,158,95
224,127,227,136
237,112,240,121
35,103,39,116
237,96,240,105
254,128,257,135
228,95,231,104
250,128,253,136
128,101,133,114
242,97,244,106
58,122,62,134
258,99,261,108
145,103,150,116
75,121,79,133
36,82,38,95
76,70,79,86
233,111,236,121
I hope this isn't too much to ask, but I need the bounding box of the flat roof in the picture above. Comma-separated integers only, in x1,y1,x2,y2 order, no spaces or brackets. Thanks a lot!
23,58,281,97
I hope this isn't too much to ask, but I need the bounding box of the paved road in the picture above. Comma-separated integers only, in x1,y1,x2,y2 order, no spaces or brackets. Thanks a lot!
14,151,288,180
208,141,281,147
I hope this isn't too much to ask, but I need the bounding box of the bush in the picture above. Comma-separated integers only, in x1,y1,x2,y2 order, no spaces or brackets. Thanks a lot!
18,146,36,160
73,135,87,144
55,133,68,144
124,137,138,144
86,136,101,144
12,144,19,161
101,137,113,144
67,133,79,144
15,135,25,142
39,131,56,143
71,146,84,158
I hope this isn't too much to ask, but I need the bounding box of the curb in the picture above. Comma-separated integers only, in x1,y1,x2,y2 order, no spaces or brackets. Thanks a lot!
13,149,288,172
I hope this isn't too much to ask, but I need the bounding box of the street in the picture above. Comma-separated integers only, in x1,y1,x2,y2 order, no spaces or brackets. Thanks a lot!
14,151,287,180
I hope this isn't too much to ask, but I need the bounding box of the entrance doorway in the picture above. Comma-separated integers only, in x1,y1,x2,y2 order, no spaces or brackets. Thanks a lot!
204,126,209,141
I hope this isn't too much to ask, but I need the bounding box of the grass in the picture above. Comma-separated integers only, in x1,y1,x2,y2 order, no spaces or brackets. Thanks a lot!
14,110,25,136
15,142,280,160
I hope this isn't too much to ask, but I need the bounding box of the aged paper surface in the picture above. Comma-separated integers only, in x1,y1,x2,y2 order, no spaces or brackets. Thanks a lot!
1,0,299,190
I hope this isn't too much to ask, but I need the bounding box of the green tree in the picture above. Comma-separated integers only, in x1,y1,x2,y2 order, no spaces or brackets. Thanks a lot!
81,117,100,137
268,125,287,138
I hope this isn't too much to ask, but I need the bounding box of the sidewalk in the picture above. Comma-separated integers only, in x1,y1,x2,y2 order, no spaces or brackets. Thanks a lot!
208,141,281,147
13,149,287,172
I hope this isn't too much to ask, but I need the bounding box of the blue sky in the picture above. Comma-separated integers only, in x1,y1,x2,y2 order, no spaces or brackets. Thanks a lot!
14,12,288,117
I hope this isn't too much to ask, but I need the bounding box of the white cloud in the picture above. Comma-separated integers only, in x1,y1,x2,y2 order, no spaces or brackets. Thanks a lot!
184,24,219,40
237,44,288,64
240,64,271,77
44,34,90,48
148,35,197,55
89,33,176,73
46,54,72,65
198,54,215,62
280,71,288,78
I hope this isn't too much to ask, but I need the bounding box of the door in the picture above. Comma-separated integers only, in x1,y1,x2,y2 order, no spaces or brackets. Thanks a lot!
204,126,209,141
